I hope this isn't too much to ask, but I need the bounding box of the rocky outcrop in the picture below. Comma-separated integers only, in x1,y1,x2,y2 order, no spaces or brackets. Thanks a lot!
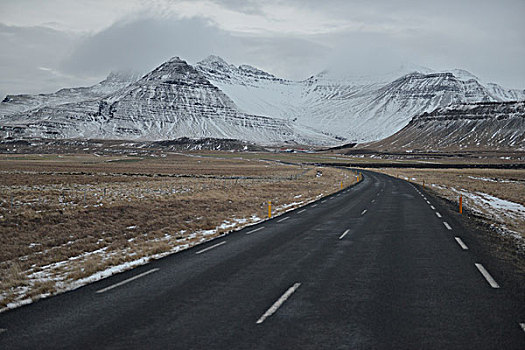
362,101,525,151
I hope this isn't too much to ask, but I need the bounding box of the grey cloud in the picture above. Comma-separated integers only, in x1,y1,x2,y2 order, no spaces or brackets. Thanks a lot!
0,23,88,99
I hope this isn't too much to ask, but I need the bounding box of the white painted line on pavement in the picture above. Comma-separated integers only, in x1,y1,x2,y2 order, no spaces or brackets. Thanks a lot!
311,204,318,208
0,328,6,334
475,263,500,288
246,227,265,235
96,268,160,294
256,283,301,324
321,200,326,203
361,209,367,215
443,221,452,230
436,212,442,218
519,323,525,333
454,237,469,250
430,205,435,210
277,217,289,223
371,199,375,203
195,241,226,255
297,209,306,214
339,229,350,240
426,201,430,204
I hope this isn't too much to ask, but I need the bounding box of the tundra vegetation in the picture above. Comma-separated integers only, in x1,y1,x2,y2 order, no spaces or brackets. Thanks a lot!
0,153,355,308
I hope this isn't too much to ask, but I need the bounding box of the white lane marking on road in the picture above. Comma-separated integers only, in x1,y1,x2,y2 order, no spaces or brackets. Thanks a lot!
0,328,6,334
246,227,265,235
339,229,350,240
475,263,500,288
336,194,340,197
321,200,326,203
436,212,442,218
277,217,289,223
519,323,525,333
426,201,430,204
443,221,452,230
256,283,301,324
371,199,375,203
311,204,318,208
195,241,226,255
454,237,469,250
430,205,435,210
297,209,306,214
96,268,160,294
361,209,367,215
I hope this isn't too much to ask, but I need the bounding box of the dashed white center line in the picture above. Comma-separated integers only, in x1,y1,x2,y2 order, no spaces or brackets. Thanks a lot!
436,212,442,218
256,283,301,324
246,227,265,235
195,241,226,255
321,200,326,203
339,229,350,240
361,209,367,215
311,204,318,208
443,221,452,230
0,328,6,334
430,205,435,210
426,201,430,204
297,209,306,214
519,323,525,333
96,268,160,294
454,237,469,250
371,199,375,203
475,263,500,288
277,217,289,223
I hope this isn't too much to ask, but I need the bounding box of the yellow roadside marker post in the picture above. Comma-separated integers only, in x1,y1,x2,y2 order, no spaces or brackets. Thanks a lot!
268,201,272,218
459,195,463,214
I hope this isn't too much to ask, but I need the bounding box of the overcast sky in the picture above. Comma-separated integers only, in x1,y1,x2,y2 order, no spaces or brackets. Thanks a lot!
1,0,524,99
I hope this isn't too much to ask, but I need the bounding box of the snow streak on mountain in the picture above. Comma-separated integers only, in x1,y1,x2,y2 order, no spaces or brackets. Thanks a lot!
1,55,523,146
196,56,525,143
0,58,339,145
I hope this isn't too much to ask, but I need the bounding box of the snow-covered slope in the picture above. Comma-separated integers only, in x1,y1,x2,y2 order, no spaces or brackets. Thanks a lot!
0,58,339,145
0,72,142,117
362,101,525,151
196,56,525,143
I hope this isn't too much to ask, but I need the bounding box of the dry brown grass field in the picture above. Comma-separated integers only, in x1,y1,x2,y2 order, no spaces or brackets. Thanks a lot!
0,153,356,308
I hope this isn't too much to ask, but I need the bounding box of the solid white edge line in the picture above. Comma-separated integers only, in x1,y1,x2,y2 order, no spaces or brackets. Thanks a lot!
361,209,367,215
443,221,452,230
297,209,306,213
96,268,160,294
195,241,226,255
454,237,469,250
339,229,350,240
277,217,290,223
436,212,442,218
519,323,525,333
246,227,264,235
475,263,500,288
256,283,301,324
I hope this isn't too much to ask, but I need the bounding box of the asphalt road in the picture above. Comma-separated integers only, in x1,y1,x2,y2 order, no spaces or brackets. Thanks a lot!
1,170,524,349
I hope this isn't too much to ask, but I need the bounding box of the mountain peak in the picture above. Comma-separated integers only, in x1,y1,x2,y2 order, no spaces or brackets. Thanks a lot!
198,55,232,68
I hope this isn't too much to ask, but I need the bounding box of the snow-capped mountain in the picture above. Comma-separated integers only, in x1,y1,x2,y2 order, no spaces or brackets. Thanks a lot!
0,71,142,117
196,56,525,143
362,101,525,151
0,57,339,145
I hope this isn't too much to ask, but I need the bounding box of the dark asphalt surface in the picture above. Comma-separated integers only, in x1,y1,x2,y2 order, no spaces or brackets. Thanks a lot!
1,170,524,349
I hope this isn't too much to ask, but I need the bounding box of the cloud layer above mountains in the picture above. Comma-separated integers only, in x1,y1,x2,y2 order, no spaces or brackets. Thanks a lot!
1,0,524,98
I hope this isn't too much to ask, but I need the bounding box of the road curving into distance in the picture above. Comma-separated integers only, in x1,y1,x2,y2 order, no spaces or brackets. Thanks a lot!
1,170,524,349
